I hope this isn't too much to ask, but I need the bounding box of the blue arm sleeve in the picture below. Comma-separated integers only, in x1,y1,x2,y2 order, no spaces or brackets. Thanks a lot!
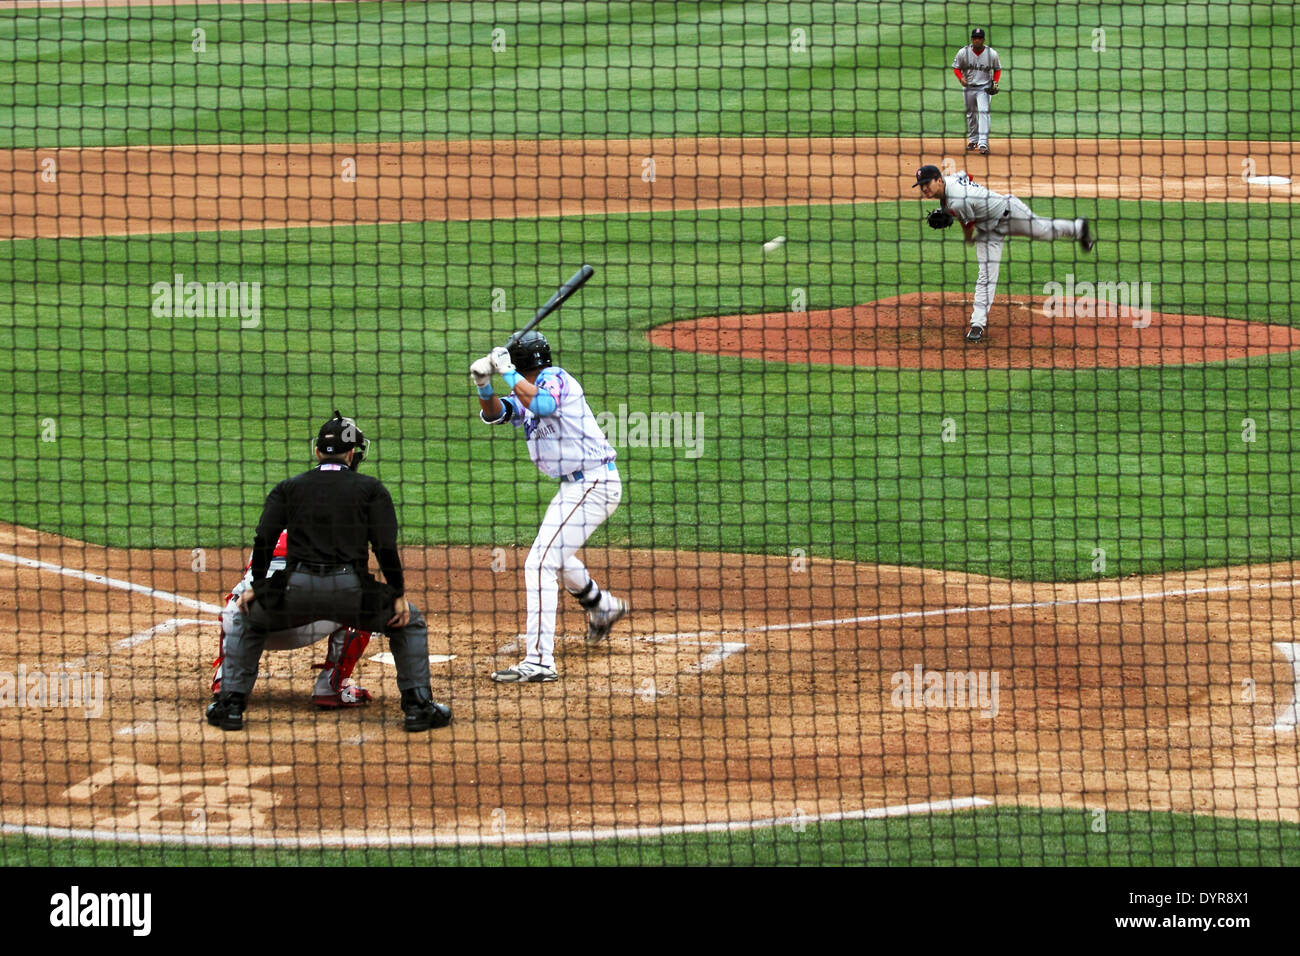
529,389,557,416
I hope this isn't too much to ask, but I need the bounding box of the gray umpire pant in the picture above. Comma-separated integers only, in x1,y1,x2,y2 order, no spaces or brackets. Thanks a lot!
219,569,431,697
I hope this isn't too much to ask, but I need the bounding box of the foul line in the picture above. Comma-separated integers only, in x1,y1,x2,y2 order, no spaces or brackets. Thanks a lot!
0,550,222,615
0,797,991,849
644,576,1300,643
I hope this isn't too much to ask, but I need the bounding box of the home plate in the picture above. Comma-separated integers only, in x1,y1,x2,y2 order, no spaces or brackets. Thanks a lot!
370,652,456,667
1246,175,1291,185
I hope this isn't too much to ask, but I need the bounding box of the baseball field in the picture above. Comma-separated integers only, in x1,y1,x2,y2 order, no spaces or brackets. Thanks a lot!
2,0,1300,867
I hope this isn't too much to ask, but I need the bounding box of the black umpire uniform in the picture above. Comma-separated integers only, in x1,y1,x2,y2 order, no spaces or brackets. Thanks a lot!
206,412,451,732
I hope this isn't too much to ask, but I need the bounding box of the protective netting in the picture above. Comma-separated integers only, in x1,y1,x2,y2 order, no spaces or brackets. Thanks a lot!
1,0,1298,869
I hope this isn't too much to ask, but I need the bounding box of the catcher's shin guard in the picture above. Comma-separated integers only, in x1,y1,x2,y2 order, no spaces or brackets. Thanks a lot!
331,627,371,685
312,627,373,707
211,629,225,694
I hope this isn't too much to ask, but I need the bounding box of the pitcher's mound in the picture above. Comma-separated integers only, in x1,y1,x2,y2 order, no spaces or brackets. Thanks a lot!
647,292,1300,369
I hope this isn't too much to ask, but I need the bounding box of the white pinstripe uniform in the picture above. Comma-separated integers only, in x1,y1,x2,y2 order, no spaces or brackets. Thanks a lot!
940,171,1086,330
483,366,622,669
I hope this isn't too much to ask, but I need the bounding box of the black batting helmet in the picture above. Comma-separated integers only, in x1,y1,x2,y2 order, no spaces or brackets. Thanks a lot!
316,410,369,469
508,330,552,372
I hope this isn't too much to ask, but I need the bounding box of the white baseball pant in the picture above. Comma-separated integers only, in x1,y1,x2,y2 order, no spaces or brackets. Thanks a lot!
523,467,622,668
971,198,1084,328
963,85,991,146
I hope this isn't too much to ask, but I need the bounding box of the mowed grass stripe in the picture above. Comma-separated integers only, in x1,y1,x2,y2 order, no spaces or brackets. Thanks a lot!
0,0,1291,147
3,200,1300,580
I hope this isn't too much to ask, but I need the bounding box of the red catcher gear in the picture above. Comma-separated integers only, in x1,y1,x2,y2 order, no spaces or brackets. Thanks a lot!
311,628,374,708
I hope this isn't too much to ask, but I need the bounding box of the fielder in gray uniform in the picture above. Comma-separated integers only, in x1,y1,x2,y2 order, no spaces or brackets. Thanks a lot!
953,27,1001,153
915,163,1096,342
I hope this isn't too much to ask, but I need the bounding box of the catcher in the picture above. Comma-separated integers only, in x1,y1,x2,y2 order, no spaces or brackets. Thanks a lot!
210,529,374,709
918,163,1095,342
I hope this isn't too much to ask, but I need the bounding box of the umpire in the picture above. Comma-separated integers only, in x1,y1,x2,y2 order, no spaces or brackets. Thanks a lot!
206,411,451,732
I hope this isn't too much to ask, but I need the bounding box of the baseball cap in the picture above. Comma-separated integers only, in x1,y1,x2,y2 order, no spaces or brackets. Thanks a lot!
971,28,985,38
912,165,943,187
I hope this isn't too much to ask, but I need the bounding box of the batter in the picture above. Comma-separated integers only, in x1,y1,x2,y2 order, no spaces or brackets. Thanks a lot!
471,330,629,682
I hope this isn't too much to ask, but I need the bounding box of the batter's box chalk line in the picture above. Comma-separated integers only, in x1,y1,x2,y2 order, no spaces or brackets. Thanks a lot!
370,652,456,667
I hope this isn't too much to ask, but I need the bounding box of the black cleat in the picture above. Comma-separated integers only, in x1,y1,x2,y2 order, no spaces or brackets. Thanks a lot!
401,687,452,732
205,692,246,731
586,595,629,643
965,324,986,343
1079,218,1096,253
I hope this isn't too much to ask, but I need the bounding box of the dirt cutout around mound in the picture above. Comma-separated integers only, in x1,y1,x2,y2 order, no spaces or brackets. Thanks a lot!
1,521,1297,843
648,292,1300,370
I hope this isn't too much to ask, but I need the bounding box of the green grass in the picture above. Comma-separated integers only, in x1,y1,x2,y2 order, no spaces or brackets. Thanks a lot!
3,199,1300,581
6,807,1299,865
0,0,1291,147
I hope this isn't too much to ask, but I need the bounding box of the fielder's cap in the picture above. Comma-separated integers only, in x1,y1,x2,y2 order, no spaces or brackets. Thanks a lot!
971,27,985,38
912,164,943,187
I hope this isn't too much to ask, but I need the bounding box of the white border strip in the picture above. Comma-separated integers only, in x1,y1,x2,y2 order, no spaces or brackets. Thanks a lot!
0,797,991,849
0,550,222,615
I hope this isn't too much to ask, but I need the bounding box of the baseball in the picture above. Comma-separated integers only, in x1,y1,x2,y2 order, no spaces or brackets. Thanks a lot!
762,235,786,252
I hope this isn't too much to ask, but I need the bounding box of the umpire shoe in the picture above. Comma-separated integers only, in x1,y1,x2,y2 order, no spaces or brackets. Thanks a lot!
1079,218,1096,253
205,691,247,731
401,687,452,732
491,660,559,683
587,595,629,643
965,324,986,343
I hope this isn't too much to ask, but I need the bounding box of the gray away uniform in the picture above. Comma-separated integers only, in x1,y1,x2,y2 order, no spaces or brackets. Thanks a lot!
953,44,1001,147
941,171,1084,329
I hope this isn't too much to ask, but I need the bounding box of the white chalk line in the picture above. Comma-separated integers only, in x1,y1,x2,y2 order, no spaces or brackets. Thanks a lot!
117,618,215,650
641,576,1300,643
0,550,222,615
370,652,455,667
114,721,154,738
0,796,992,849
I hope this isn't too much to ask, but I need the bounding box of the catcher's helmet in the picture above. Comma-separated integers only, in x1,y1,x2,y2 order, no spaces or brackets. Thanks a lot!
316,410,369,469
508,330,552,372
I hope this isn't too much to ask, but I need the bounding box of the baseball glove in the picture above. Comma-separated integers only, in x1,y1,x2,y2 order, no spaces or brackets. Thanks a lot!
988,82,999,95
927,208,955,230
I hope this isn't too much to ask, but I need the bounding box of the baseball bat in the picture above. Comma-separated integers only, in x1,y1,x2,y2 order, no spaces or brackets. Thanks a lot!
505,264,595,347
